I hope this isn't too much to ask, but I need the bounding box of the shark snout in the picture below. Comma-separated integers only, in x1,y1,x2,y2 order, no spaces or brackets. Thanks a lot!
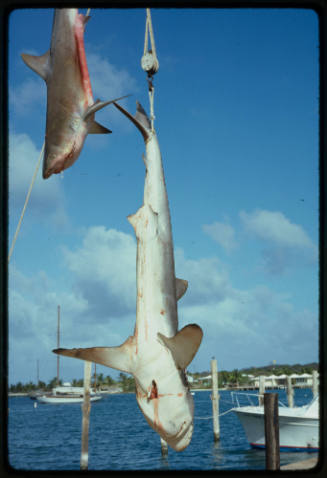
43,141,82,178
166,418,194,451
137,389,194,452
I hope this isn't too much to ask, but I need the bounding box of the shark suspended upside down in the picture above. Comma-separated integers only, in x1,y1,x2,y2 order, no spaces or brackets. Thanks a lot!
54,102,203,451
21,8,126,179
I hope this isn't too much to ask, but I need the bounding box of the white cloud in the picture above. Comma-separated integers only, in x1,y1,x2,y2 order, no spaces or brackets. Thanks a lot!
8,224,318,384
63,226,137,320
202,221,237,251
9,133,69,228
240,209,315,249
10,77,45,115
87,50,138,102
240,209,318,274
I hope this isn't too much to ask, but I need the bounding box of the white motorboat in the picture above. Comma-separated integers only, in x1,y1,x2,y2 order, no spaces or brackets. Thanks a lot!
36,384,102,404
232,393,319,451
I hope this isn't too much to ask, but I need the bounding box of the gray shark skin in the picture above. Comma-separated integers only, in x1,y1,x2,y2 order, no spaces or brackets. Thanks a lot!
54,102,203,451
21,9,125,179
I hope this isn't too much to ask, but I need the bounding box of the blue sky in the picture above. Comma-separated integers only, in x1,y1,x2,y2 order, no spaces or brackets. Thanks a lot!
8,8,319,385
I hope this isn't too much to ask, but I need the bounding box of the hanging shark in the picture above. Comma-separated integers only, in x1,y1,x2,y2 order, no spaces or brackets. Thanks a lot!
21,8,126,179
54,102,203,451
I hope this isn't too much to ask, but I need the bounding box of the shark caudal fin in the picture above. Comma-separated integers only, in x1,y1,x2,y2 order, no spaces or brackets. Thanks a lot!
21,51,50,81
83,95,131,121
53,335,136,374
113,101,150,142
158,324,203,370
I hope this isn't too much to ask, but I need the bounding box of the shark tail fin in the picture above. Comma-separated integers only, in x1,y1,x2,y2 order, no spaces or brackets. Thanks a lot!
84,95,131,121
21,51,50,81
53,336,136,374
158,324,203,370
113,101,150,142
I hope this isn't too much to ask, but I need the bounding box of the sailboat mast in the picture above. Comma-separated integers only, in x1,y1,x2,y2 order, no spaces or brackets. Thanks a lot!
57,305,60,385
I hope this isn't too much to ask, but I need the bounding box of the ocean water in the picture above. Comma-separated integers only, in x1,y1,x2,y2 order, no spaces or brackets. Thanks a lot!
7,388,318,471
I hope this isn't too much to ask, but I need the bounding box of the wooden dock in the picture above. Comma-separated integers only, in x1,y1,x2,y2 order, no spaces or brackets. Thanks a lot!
281,456,318,470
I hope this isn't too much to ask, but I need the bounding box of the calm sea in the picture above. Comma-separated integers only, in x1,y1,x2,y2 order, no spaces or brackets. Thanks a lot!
7,388,318,471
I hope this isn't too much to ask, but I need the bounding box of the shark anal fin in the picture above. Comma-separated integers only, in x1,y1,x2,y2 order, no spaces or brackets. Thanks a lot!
158,324,203,370
21,51,50,81
53,335,136,374
176,278,188,300
88,120,112,134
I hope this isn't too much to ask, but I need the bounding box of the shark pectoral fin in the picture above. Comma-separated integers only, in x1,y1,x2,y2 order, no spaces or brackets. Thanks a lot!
176,278,188,300
53,336,136,374
88,120,112,134
158,324,203,370
21,51,50,81
113,101,150,142
84,95,131,121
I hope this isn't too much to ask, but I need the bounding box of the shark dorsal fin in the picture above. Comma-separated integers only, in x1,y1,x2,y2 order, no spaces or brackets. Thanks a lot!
21,50,50,81
88,120,112,134
53,335,136,374
176,278,188,300
158,324,203,370
128,204,158,238
113,101,150,142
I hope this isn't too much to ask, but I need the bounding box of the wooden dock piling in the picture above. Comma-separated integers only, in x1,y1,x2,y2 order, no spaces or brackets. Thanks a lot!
259,376,265,406
312,370,318,398
264,393,280,471
80,360,92,470
210,357,220,441
286,376,294,407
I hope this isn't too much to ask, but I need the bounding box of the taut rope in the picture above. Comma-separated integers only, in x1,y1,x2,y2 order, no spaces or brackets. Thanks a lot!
8,141,45,262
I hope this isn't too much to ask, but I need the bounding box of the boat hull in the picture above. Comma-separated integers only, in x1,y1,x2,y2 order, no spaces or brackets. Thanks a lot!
234,408,319,451
37,394,102,404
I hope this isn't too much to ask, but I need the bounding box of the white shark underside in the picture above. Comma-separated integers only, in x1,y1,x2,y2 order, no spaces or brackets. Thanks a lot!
54,102,203,451
21,8,126,179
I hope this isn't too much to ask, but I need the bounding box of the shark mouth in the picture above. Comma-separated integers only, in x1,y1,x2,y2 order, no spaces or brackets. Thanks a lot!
43,143,77,178
166,420,194,451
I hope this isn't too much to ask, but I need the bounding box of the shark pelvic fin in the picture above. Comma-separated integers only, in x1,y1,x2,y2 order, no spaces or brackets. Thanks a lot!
176,278,188,300
158,324,203,370
84,95,131,121
113,101,150,142
21,50,50,81
88,120,112,134
53,335,136,374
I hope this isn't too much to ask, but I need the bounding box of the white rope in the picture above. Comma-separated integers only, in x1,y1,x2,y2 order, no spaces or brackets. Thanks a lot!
8,141,45,263
144,9,157,59
194,408,234,420
149,85,155,132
